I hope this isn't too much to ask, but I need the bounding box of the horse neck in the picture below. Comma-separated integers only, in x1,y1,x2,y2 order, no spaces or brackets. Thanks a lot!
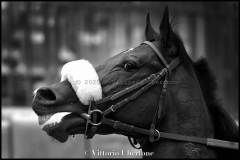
141,65,216,158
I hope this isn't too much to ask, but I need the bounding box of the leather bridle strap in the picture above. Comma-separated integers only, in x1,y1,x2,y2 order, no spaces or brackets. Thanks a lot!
102,117,239,150
96,68,167,108
103,68,167,116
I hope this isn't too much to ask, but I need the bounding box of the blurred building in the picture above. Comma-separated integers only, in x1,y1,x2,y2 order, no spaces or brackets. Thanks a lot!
1,1,239,158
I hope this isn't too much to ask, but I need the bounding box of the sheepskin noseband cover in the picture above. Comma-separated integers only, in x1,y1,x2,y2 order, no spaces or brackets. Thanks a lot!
60,59,102,105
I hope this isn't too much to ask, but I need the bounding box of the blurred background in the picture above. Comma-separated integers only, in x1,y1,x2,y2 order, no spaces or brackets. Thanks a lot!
1,1,238,158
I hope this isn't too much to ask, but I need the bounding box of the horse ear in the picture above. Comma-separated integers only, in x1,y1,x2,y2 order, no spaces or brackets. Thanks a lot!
159,6,172,47
145,13,158,41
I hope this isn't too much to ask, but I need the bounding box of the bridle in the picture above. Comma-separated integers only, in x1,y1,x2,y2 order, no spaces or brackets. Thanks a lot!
80,41,238,150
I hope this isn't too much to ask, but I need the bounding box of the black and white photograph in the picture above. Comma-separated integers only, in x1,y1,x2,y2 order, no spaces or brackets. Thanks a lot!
1,1,239,158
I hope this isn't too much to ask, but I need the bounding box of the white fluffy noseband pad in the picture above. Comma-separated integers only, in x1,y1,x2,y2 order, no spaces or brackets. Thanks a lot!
61,59,102,105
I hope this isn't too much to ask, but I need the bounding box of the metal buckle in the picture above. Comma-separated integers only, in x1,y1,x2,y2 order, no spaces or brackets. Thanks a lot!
149,129,161,142
88,109,103,126
84,109,103,139
81,110,103,126
81,113,91,120
110,105,116,112
154,129,161,141
83,100,103,139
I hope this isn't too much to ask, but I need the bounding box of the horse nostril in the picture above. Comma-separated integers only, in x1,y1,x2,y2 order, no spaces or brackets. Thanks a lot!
37,88,56,101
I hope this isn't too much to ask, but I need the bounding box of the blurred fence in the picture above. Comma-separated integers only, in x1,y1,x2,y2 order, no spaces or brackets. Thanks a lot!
1,107,141,158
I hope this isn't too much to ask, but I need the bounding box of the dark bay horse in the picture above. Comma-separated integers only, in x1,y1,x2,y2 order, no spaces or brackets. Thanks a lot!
32,7,238,158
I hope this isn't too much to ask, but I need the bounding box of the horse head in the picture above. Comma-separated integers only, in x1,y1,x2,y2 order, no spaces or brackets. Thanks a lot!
32,7,237,158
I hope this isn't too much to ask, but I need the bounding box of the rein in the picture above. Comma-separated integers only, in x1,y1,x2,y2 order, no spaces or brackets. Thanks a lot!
80,41,238,150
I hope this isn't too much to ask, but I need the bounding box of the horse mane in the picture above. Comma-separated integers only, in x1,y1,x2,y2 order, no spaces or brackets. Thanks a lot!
193,59,238,141
170,30,238,141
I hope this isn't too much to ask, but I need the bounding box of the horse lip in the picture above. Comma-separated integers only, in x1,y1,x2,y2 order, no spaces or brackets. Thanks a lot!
41,113,87,142
64,115,87,134
39,112,71,129
43,123,68,143
32,101,88,116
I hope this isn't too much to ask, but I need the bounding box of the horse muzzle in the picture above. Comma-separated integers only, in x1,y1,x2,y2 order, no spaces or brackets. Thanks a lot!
32,80,89,142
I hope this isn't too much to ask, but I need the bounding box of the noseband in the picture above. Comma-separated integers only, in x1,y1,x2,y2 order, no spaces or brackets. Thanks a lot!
80,41,238,150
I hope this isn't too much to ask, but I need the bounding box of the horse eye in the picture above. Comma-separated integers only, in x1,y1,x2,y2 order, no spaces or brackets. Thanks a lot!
124,62,137,72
